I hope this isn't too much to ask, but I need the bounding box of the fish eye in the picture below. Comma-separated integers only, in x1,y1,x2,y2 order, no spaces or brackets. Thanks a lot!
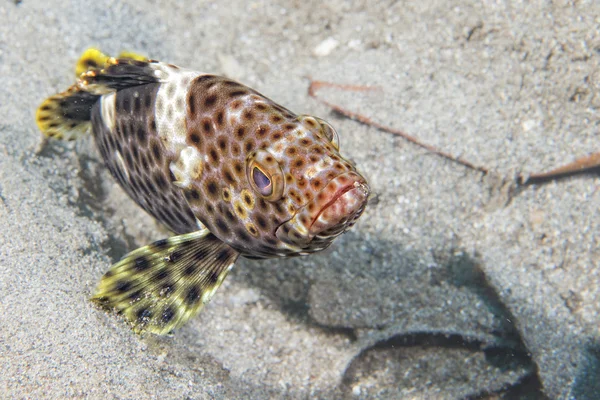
247,150,284,201
252,166,272,196
315,117,340,150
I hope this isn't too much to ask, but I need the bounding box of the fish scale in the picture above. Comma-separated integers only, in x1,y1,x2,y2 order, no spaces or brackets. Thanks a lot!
35,48,370,334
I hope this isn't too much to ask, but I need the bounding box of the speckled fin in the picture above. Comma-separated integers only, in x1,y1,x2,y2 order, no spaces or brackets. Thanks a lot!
91,230,239,335
75,48,147,77
35,85,98,140
78,57,158,94
36,48,153,141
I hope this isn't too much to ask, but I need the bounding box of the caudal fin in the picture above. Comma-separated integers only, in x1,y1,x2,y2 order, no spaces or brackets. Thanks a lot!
36,48,150,141
35,85,99,140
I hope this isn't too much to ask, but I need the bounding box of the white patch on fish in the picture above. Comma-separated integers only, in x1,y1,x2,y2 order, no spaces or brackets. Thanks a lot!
153,64,203,154
100,92,116,131
170,145,203,188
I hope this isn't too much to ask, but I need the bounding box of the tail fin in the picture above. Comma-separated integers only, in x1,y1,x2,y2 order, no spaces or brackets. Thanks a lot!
35,85,99,140
36,48,150,141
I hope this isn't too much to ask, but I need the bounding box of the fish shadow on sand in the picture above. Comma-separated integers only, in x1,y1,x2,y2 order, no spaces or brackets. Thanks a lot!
234,231,548,397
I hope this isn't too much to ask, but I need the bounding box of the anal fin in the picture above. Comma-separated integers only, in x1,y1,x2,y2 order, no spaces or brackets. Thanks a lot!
91,230,239,335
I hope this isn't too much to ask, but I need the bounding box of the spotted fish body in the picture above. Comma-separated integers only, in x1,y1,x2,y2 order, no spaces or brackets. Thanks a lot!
36,49,370,334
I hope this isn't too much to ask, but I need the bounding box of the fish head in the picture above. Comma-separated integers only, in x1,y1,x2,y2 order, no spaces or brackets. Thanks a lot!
245,114,370,254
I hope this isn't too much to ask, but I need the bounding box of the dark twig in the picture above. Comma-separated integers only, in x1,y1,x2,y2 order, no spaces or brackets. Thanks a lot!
309,78,600,189
518,152,600,186
308,79,489,175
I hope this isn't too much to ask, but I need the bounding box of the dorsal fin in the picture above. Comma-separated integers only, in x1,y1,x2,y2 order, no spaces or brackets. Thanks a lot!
75,47,149,77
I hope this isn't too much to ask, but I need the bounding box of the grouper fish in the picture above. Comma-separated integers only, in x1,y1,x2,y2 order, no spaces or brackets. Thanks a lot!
36,49,370,335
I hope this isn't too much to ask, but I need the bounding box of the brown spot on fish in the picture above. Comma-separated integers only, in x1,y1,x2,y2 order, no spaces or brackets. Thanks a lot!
246,223,259,237
216,110,224,127
255,214,268,230
208,147,219,163
151,141,162,162
235,228,251,243
187,188,201,201
241,190,255,209
222,205,236,223
188,93,196,114
231,100,242,110
231,143,241,156
257,125,268,138
217,136,228,152
202,119,213,135
222,188,231,202
223,168,236,185
229,90,247,98
154,173,168,190
204,94,217,107
233,161,244,176
271,131,282,140
215,218,229,234
235,127,246,139
206,180,219,198
133,96,141,113
234,201,247,219
189,131,201,145
257,198,268,212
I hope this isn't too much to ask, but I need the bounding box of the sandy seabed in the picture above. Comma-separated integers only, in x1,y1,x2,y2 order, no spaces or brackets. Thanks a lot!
1,1,599,398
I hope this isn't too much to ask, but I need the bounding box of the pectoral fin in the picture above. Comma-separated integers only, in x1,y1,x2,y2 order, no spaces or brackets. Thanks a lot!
91,230,239,335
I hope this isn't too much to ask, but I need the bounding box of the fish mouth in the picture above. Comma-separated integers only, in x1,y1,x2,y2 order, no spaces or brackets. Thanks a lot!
276,172,369,246
308,178,368,236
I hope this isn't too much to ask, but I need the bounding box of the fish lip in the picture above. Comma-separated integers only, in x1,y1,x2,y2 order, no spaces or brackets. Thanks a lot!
305,172,369,236
275,171,369,246
308,180,366,232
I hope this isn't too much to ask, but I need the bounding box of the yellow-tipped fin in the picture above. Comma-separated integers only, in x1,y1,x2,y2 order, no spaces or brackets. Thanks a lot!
37,48,152,141
117,50,148,62
35,85,97,141
75,48,111,77
75,48,148,77
91,230,239,335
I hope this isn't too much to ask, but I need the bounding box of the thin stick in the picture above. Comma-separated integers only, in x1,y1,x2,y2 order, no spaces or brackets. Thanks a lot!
520,152,600,185
308,79,489,175
308,79,599,187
